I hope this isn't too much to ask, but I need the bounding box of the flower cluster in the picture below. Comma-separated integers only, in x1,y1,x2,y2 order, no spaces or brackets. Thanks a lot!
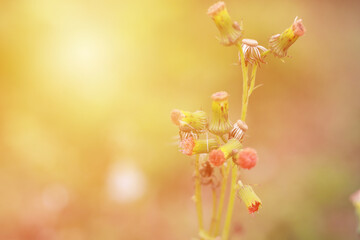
208,1,306,64
169,2,306,239
170,91,261,213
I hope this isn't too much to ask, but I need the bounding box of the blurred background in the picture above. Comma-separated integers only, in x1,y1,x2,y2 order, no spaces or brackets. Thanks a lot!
0,0,359,239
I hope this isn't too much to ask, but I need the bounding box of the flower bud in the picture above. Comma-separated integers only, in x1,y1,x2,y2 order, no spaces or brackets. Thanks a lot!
209,139,242,167
240,39,267,66
209,91,233,136
269,17,306,58
229,120,248,141
233,147,257,169
350,190,360,234
207,1,243,46
180,137,219,156
171,109,208,133
238,180,262,214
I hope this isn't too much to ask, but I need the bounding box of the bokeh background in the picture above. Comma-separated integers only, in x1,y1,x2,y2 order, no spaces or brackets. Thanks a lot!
0,0,359,239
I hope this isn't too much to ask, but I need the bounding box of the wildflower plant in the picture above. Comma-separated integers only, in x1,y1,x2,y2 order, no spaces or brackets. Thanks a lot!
170,2,305,239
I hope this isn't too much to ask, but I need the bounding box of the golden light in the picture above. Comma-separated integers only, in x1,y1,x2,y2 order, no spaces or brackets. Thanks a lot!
49,30,118,100
107,161,147,204
58,33,106,77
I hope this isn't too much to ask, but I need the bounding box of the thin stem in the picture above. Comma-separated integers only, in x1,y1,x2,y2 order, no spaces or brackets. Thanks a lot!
240,64,258,121
209,188,218,236
248,63,258,99
238,42,249,121
261,49,270,57
221,162,238,240
214,164,230,236
194,155,204,234
220,135,228,143
218,42,252,240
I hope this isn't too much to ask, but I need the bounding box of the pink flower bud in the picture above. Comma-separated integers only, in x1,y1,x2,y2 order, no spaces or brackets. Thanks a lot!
233,148,258,169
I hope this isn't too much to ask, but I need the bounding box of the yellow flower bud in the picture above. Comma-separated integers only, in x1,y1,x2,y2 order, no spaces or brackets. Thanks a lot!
238,180,262,214
209,91,233,136
269,17,306,58
208,1,243,46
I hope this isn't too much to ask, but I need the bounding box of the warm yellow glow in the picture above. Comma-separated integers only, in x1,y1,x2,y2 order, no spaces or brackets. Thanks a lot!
62,36,104,74
56,33,107,77
50,31,117,99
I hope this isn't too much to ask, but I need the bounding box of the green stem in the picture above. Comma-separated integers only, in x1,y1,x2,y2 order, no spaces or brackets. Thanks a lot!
261,49,270,57
221,162,238,240
209,188,218,236
195,155,204,235
214,164,230,236
248,63,258,99
238,42,249,121
241,64,258,121
220,135,228,143
219,42,253,240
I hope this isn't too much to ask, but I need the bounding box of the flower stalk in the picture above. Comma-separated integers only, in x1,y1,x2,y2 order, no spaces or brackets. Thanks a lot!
214,164,230,236
194,155,204,234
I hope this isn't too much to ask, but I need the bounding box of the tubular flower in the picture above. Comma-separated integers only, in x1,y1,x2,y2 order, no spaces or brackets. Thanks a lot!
180,137,219,156
240,39,267,66
209,139,242,167
233,147,257,169
170,109,208,133
238,180,262,214
350,190,360,233
207,1,243,46
229,120,248,142
269,17,306,58
209,91,233,136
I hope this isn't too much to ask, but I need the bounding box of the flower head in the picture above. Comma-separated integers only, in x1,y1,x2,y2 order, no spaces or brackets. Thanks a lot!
170,109,208,133
269,17,306,58
209,139,242,167
350,190,360,234
229,120,248,142
209,149,226,167
238,180,262,214
240,39,267,66
233,147,257,169
351,190,360,206
180,137,219,156
209,91,233,136
207,1,243,46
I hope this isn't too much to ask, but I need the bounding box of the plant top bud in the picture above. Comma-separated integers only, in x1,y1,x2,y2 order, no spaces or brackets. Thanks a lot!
269,17,306,58
208,1,243,46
